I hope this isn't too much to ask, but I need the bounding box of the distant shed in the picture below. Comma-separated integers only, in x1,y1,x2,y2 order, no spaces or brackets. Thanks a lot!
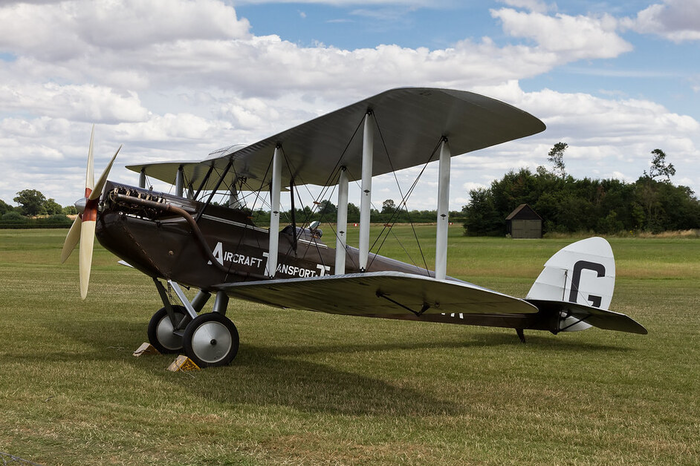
506,204,542,239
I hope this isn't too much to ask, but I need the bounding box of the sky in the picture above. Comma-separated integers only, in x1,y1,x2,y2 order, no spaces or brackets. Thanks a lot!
0,0,699,213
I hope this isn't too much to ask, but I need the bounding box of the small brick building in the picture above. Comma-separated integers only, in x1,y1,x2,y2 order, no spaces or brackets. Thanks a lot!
506,204,542,239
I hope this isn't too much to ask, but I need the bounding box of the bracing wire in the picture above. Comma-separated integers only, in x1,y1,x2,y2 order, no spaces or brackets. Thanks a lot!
366,113,445,273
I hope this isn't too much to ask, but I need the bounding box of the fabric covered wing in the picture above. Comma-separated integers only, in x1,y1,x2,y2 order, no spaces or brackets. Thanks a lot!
214,271,538,317
127,88,545,190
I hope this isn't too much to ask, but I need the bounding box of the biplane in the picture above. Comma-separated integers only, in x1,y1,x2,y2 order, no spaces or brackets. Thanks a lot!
60,88,647,367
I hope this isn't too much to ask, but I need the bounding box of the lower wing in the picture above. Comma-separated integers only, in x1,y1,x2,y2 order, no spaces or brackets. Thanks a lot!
214,271,538,318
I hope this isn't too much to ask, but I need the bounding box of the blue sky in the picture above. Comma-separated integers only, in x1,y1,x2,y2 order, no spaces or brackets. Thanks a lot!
234,1,699,114
0,0,698,211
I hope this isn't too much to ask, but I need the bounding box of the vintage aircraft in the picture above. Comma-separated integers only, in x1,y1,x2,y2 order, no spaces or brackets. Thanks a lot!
60,88,647,367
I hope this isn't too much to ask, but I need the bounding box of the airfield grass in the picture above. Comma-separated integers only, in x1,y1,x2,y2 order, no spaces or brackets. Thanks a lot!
0,226,698,465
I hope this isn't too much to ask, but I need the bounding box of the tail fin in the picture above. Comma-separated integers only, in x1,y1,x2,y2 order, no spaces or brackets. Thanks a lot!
526,237,646,335
527,237,615,310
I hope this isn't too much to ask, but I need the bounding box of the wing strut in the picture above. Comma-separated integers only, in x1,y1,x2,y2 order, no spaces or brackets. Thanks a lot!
289,177,298,253
435,138,451,280
267,145,282,277
195,158,232,222
193,164,215,200
175,165,184,197
375,290,431,317
335,167,349,274
359,111,374,271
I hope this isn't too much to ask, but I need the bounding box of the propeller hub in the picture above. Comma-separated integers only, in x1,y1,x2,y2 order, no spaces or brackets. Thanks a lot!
74,197,87,214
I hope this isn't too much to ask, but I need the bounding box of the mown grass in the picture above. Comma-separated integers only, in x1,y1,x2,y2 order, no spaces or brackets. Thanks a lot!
0,227,698,465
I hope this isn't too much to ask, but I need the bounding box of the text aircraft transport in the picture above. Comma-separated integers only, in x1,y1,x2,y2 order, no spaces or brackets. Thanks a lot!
61,88,647,367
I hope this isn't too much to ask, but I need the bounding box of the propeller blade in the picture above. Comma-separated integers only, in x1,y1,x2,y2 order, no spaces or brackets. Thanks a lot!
89,145,122,201
79,218,96,300
85,125,95,195
60,215,83,263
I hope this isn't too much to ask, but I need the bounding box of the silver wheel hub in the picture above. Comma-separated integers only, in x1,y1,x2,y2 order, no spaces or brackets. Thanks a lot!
156,314,184,351
191,321,232,364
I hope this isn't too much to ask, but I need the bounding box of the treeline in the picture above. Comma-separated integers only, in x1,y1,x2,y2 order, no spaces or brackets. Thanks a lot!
249,200,464,227
2,188,464,229
1,189,75,228
463,168,700,236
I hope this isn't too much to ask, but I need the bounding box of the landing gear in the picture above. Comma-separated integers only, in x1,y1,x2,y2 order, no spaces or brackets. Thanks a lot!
516,328,526,344
150,280,238,367
147,305,188,354
182,313,239,368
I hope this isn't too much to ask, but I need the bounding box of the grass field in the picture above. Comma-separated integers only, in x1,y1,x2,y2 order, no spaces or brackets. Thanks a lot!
0,227,698,465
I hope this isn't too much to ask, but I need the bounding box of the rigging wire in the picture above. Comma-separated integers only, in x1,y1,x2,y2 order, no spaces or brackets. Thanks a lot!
275,114,367,264
365,116,445,273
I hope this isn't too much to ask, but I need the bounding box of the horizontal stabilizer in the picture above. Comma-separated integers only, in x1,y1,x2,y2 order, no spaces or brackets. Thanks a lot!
214,271,538,318
529,299,648,335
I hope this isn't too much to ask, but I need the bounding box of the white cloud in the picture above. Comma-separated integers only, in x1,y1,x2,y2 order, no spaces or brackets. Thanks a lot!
491,8,633,60
0,0,250,60
0,83,149,123
0,3,633,103
231,0,457,5
621,0,700,43
0,1,698,208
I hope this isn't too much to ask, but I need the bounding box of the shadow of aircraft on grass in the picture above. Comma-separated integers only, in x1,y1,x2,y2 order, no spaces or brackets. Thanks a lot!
33,316,634,417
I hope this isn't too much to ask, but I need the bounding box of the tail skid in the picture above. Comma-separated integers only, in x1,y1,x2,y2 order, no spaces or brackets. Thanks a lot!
527,237,647,335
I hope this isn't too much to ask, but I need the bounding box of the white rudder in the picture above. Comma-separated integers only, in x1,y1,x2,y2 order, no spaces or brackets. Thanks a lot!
527,237,616,331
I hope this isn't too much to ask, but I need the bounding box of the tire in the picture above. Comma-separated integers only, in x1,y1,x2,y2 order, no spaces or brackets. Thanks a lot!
147,305,188,354
183,313,239,368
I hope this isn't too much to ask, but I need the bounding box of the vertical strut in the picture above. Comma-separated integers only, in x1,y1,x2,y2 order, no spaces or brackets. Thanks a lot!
435,139,451,281
359,112,374,272
335,167,349,275
229,185,240,209
175,165,184,197
267,145,282,277
139,168,146,189
212,291,229,315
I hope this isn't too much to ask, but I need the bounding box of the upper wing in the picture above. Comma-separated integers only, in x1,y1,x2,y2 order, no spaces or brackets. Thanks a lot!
213,271,538,317
127,87,545,190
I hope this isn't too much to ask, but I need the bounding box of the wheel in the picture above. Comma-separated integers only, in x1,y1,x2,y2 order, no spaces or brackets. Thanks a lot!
183,313,239,368
147,305,188,354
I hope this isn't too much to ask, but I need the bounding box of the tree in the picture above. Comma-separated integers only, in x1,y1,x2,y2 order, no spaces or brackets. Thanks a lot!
381,199,396,214
547,142,567,178
463,188,503,236
317,199,337,217
13,189,47,216
45,198,64,215
0,199,13,215
347,203,360,217
645,148,676,182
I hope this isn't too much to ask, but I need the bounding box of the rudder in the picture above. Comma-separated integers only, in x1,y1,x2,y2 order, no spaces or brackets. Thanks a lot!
527,237,616,332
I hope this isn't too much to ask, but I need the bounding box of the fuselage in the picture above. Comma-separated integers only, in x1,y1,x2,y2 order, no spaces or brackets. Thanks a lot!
96,181,432,292
95,181,573,334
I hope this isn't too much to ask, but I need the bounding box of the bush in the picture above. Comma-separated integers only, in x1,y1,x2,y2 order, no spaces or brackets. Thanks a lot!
1,211,28,224
37,214,73,227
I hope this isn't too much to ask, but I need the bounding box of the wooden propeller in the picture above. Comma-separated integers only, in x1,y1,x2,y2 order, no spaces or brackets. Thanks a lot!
61,125,121,299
